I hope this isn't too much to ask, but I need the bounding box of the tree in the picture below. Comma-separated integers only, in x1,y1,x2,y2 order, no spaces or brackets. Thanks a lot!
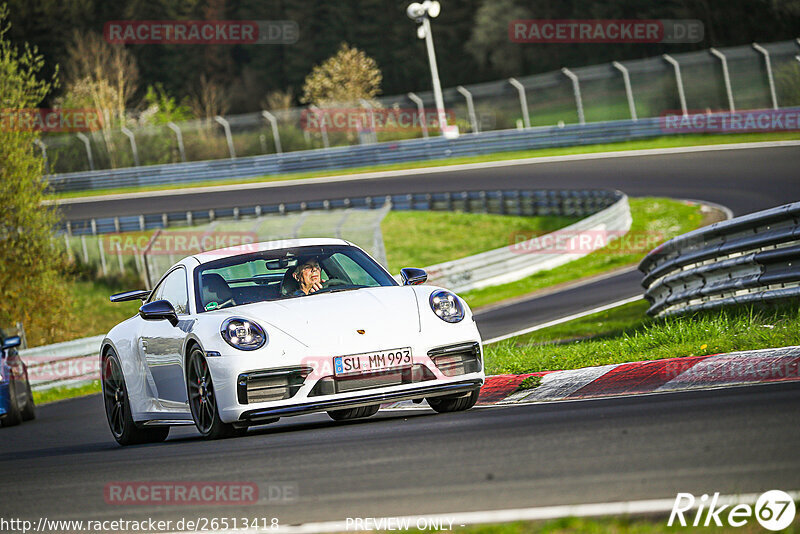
189,73,230,119
62,30,138,124
0,3,70,345
59,30,139,168
300,43,382,106
465,0,533,76
261,88,294,112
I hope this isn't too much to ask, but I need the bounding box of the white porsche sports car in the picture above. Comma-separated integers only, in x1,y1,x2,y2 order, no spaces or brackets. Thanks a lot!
101,238,485,445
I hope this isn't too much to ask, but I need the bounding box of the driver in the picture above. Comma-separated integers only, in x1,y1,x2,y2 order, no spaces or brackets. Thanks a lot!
292,257,324,295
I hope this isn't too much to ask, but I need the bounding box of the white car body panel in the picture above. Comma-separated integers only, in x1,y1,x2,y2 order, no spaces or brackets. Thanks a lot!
102,239,485,427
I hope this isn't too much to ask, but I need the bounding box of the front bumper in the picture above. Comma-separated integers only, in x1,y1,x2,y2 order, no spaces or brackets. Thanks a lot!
240,378,482,422
207,333,485,423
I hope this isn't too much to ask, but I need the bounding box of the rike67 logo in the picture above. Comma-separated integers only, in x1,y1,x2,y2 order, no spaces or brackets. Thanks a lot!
669,490,796,531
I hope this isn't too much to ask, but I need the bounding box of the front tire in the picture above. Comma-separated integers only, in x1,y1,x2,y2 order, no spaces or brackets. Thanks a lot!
21,374,35,421
427,388,480,413
187,348,244,439
102,351,169,446
327,404,380,421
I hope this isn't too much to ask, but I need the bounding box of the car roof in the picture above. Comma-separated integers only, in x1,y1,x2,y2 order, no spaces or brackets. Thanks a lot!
191,237,351,264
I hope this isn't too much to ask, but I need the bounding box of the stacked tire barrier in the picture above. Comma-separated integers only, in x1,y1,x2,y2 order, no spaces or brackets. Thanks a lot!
640,202,800,317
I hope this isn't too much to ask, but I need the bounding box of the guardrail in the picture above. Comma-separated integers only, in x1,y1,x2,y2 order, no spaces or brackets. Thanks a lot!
425,193,630,293
44,116,683,193
639,202,800,317
20,335,105,392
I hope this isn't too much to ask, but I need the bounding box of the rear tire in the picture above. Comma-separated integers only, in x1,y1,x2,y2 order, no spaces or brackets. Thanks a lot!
327,404,380,421
21,376,35,421
1,380,23,427
103,351,170,446
187,348,244,439
427,388,480,413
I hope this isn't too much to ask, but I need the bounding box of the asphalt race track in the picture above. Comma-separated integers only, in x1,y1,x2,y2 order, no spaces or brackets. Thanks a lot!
59,144,800,220
2,144,797,527
1,383,799,525
474,268,642,340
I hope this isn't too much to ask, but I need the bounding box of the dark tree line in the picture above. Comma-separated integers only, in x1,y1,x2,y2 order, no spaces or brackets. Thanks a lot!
6,0,800,113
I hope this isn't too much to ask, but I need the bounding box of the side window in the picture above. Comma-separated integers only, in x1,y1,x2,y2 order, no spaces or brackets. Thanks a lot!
332,253,377,286
159,268,189,315
147,279,165,304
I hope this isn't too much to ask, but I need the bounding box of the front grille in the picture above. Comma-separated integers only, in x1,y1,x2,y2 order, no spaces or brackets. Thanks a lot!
237,367,311,404
428,342,481,377
308,364,436,397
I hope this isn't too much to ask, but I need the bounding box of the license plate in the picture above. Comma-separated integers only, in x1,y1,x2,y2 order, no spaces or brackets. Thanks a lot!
334,348,412,376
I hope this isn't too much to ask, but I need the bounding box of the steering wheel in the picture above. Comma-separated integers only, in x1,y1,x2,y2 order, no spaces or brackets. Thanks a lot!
322,278,347,288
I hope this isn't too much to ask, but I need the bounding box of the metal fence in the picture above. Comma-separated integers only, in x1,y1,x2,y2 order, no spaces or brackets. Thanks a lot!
41,39,800,180
640,201,800,317
62,205,391,286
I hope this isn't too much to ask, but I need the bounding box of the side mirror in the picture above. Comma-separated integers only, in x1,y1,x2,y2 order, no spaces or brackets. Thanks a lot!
2,336,21,350
139,300,179,327
401,267,428,286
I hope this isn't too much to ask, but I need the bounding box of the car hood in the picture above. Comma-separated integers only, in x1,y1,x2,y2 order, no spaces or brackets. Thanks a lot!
235,286,421,350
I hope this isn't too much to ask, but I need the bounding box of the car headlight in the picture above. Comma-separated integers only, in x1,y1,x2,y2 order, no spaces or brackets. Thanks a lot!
220,318,267,351
429,290,465,323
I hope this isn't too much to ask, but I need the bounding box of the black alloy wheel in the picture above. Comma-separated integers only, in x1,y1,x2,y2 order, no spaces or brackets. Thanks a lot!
102,351,169,445
187,348,245,439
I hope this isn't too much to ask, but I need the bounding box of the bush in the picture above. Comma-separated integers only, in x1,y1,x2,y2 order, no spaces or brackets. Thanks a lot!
0,4,74,345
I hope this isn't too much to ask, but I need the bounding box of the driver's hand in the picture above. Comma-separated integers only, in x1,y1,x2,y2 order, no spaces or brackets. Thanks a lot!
308,281,323,293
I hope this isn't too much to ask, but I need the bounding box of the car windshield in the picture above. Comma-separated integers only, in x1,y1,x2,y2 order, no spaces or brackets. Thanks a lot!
194,245,397,312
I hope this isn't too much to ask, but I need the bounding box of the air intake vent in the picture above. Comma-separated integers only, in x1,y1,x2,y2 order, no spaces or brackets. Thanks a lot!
237,367,311,404
428,342,481,377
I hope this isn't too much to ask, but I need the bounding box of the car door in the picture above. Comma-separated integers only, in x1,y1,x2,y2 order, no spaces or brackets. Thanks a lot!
140,267,191,407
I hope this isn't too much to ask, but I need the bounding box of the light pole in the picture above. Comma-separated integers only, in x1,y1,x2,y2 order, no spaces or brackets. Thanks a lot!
407,1,456,138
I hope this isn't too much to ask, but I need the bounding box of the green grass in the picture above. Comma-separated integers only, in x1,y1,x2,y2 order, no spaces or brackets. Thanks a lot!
48,131,800,200
461,197,705,310
32,380,101,405
381,211,578,275
484,303,800,376
453,515,799,533
64,279,139,343
509,299,652,346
